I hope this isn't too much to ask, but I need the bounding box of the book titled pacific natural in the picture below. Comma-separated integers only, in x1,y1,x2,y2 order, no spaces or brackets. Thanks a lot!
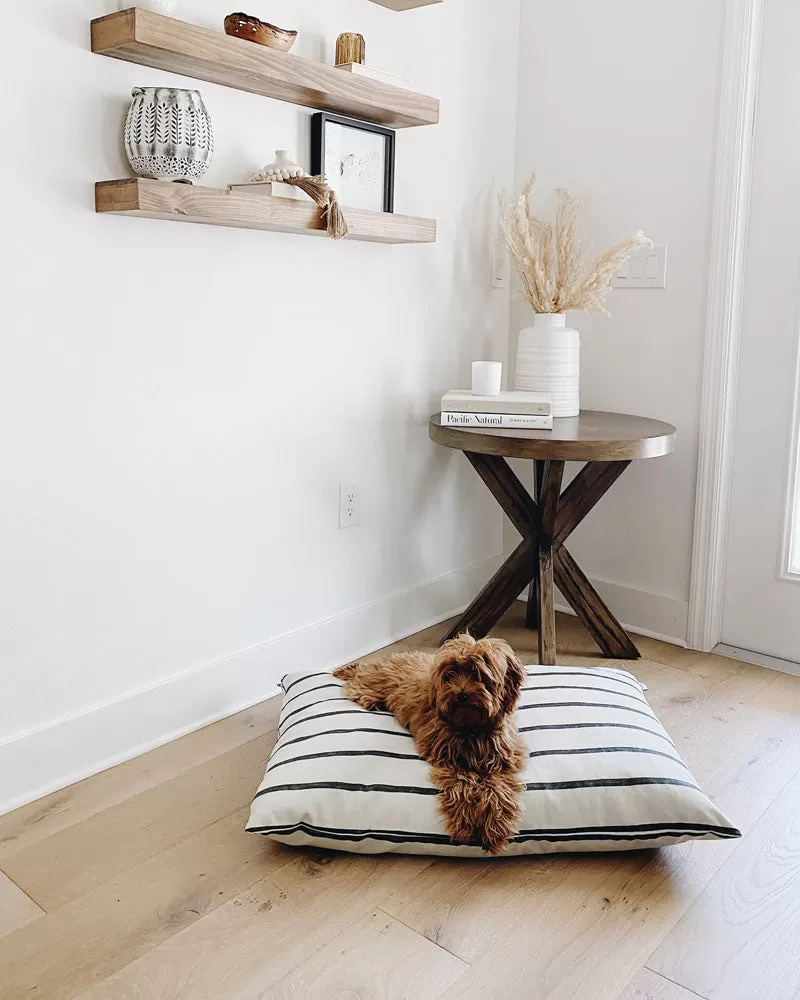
441,390,553,430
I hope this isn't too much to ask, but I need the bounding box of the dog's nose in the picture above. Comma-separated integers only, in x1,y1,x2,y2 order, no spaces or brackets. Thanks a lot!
456,692,469,704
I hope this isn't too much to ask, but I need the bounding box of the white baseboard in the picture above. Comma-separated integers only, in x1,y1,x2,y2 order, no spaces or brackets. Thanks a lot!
0,554,502,817
714,643,800,678
519,575,688,647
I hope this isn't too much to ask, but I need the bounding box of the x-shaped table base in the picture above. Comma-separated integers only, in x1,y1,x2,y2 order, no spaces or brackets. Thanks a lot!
443,454,640,664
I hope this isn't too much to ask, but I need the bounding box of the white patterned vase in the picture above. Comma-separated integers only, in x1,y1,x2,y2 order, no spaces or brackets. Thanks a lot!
514,313,580,418
124,87,214,184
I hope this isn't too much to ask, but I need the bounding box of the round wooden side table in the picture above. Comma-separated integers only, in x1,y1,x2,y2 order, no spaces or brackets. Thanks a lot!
429,411,676,664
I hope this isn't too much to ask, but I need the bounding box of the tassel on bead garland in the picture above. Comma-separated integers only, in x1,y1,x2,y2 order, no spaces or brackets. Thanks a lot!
250,159,348,240
284,175,349,240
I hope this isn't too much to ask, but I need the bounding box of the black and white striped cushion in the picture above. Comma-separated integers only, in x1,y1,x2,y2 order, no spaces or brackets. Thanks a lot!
246,665,740,855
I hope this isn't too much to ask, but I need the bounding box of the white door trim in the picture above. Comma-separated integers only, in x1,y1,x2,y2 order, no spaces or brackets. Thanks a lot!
777,313,800,583
687,0,765,651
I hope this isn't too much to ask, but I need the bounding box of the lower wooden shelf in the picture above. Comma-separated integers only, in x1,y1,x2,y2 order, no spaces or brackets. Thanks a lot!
95,179,437,245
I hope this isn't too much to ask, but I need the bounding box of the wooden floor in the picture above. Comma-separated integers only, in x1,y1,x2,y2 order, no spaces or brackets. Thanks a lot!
2,607,800,1000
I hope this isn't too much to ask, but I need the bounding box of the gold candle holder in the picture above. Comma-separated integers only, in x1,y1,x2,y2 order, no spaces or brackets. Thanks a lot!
336,32,366,66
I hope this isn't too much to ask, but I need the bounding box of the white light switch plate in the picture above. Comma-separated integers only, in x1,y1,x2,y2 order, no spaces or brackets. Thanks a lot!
613,244,668,289
491,242,510,289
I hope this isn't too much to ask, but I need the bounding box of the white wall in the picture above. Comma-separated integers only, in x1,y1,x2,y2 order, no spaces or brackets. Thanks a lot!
0,0,520,812
510,0,727,643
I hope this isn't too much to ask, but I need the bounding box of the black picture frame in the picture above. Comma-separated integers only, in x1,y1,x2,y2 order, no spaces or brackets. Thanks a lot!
310,112,396,214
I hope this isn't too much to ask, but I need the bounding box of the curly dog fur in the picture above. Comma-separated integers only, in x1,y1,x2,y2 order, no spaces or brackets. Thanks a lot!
334,634,527,853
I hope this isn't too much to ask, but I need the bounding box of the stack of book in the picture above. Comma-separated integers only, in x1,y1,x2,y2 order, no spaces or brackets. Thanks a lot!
441,390,553,430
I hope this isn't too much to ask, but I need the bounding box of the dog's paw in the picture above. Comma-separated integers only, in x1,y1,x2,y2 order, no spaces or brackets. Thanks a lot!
352,693,386,712
479,830,511,855
447,820,476,847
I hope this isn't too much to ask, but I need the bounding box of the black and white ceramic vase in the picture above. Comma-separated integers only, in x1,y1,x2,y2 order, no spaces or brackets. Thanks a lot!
124,87,214,184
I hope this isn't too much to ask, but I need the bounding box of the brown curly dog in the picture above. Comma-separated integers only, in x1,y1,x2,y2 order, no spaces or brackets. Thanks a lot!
334,634,527,853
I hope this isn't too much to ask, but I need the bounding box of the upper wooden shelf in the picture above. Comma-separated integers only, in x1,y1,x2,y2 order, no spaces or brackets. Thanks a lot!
91,8,440,129
96,179,437,245
369,0,442,8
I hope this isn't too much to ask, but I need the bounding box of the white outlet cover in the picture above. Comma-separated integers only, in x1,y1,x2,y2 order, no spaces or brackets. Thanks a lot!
613,244,667,289
338,483,360,528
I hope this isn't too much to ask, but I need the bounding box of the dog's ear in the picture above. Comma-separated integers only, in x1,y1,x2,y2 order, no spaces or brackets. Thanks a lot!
481,638,526,715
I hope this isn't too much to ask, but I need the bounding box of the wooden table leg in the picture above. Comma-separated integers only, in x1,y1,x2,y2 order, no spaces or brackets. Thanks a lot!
443,535,539,641
525,461,546,629
554,461,631,546
554,546,640,659
533,460,564,664
552,460,640,659
463,452,538,535
443,454,640,661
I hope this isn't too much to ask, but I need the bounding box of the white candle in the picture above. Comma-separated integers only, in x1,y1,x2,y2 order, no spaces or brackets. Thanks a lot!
471,361,502,396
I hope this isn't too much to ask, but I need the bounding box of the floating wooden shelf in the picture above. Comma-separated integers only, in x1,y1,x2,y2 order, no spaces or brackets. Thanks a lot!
369,0,443,9
91,9,439,129
95,179,437,244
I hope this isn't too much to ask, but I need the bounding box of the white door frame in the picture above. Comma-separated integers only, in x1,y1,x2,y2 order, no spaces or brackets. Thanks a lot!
687,0,765,651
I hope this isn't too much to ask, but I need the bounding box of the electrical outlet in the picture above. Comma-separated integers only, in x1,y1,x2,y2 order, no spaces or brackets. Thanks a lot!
339,483,360,528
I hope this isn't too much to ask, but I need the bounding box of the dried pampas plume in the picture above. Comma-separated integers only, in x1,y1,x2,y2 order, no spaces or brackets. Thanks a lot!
500,174,652,316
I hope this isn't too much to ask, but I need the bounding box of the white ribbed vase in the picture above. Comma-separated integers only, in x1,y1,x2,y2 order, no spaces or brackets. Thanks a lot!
514,314,580,418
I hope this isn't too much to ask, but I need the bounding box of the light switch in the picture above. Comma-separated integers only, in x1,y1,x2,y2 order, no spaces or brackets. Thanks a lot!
491,242,509,289
612,244,668,289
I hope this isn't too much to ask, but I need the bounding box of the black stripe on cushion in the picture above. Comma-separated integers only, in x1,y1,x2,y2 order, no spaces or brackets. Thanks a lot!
521,821,741,837
526,746,687,768
255,820,739,838
253,775,699,800
520,684,647,704
279,697,356,729
268,749,422,772
281,672,333,694
281,682,343,712
518,721,676,747
518,701,657,720
247,821,740,845
280,709,397,739
274,727,415,754
253,781,438,800
524,776,698,792
268,743,686,773
525,669,643,692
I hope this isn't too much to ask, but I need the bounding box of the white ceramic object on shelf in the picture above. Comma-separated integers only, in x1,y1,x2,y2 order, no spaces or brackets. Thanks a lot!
118,0,180,13
124,87,213,184
514,313,580,417
251,151,307,183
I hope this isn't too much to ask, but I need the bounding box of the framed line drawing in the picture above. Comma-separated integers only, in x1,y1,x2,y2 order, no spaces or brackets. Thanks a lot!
311,112,396,213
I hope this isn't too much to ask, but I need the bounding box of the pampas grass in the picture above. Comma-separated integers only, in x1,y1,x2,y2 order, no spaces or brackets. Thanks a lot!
500,174,652,316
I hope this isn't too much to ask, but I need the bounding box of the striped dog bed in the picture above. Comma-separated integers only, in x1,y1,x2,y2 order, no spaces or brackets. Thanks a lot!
246,665,739,855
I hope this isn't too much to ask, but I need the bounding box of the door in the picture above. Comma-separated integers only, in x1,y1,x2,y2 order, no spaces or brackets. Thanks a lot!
721,0,800,662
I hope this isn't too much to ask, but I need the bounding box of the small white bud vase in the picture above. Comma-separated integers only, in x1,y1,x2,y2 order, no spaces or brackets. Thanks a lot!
514,314,580,417
124,88,213,184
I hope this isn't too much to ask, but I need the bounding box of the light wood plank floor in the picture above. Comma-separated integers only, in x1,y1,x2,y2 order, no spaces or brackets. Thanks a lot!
2,607,799,1000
